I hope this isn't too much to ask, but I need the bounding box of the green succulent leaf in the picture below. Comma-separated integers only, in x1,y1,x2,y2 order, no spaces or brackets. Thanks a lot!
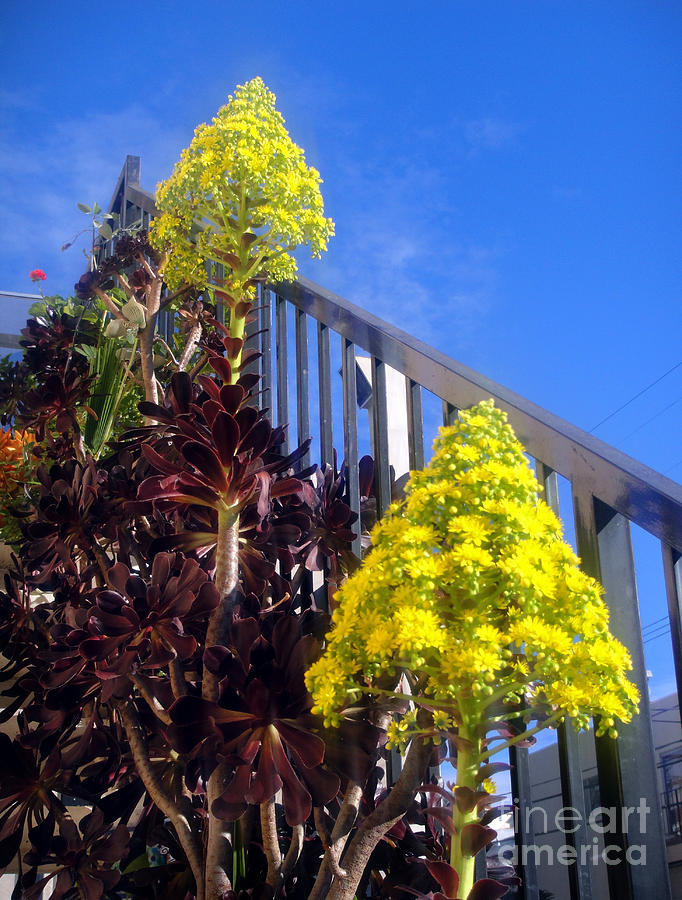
121,300,146,329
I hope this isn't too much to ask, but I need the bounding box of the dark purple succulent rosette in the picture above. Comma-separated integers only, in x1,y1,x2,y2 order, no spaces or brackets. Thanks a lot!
21,458,107,583
79,554,219,675
166,613,337,827
20,310,97,378
21,806,130,900
129,370,312,596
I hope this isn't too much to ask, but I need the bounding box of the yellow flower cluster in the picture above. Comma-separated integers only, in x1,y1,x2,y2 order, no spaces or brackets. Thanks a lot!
305,400,639,740
151,77,334,292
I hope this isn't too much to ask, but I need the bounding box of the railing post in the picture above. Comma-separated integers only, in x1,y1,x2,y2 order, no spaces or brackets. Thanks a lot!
370,357,391,517
275,295,289,456
260,286,273,410
573,487,672,900
442,400,458,427
342,338,361,559
533,464,594,900
317,322,333,469
405,378,425,472
295,309,310,470
661,544,682,714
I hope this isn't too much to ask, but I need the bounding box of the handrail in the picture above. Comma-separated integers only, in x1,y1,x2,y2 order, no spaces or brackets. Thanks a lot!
276,276,682,551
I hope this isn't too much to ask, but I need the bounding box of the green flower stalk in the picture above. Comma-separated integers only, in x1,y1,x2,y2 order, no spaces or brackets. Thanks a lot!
152,79,333,900
151,76,334,383
306,400,639,899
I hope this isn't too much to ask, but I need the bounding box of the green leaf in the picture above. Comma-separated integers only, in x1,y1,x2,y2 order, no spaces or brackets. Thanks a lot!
60,242,72,252
122,299,146,328
92,202,101,214
98,222,113,241
122,852,151,874
28,302,47,317
74,344,97,361
105,319,129,339
77,202,91,214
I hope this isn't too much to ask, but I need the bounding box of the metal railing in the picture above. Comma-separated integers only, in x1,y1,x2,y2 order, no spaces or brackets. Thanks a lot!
661,788,682,840
60,156,682,899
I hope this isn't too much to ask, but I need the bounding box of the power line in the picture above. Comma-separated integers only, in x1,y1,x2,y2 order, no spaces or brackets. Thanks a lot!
644,627,671,644
589,360,682,433
643,615,669,632
619,396,682,443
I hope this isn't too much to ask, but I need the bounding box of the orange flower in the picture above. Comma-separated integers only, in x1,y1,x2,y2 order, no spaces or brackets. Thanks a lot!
0,429,34,461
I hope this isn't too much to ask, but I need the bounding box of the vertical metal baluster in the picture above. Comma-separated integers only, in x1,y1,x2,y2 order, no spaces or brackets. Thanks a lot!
312,321,334,613
443,401,458,427
540,465,592,900
295,309,310,470
342,338,361,559
498,463,548,900
371,358,391,517
275,295,289,456
573,487,671,900
406,378,425,472
370,357,402,783
242,292,260,408
662,544,682,717
260,286,273,413
317,322,333,469
293,308,312,608
243,299,260,372
166,302,174,344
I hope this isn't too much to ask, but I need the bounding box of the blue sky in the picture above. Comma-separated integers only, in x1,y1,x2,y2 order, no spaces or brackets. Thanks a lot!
1,1,681,697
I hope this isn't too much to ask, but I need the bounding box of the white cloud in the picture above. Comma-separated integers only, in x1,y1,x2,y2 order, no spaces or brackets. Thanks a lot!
302,161,500,355
0,97,189,296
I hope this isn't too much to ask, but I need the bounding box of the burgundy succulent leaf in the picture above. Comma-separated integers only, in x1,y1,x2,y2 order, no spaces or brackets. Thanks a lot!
0,566,50,687
295,463,359,583
130,373,316,599
168,611,340,826
465,879,512,900
21,459,108,583
22,806,130,900
0,731,82,875
19,370,94,442
19,310,96,380
82,554,219,673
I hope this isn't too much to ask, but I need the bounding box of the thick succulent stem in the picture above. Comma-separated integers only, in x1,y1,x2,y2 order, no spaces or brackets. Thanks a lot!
228,311,247,386
450,732,481,898
308,782,363,900
169,659,189,698
139,265,164,411
74,432,87,466
203,510,239,702
203,510,239,899
205,763,233,900
139,320,159,408
178,321,202,371
324,738,433,900
130,675,172,725
93,286,124,320
260,796,281,888
280,823,304,889
118,703,204,900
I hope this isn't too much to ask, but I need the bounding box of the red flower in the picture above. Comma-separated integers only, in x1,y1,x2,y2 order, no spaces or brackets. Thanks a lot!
29,269,47,282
